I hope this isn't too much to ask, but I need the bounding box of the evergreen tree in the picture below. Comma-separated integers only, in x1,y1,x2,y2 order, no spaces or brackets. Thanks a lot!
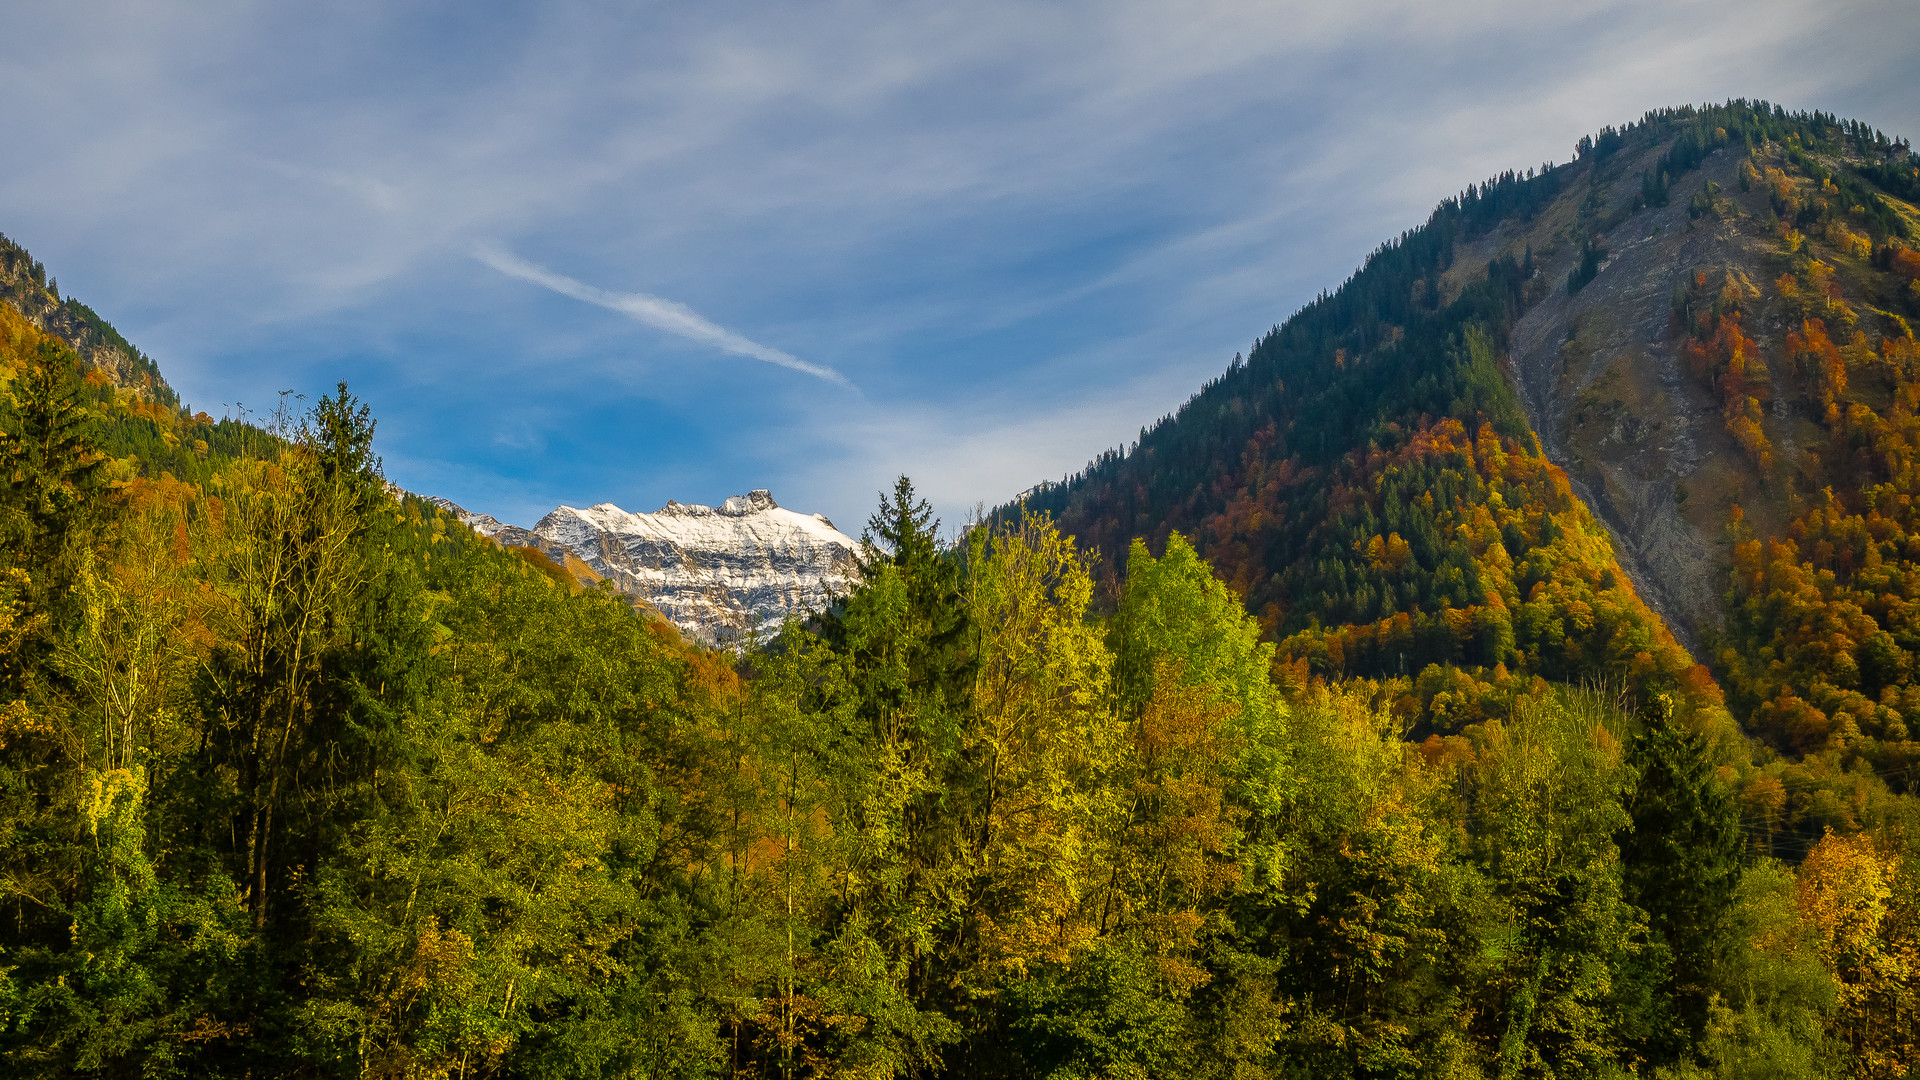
0,340,106,635
1616,694,1745,1068
828,474,975,714
306,380,380,494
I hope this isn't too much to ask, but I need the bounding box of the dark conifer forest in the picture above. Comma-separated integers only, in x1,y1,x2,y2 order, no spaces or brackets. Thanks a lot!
5,102,1920,1078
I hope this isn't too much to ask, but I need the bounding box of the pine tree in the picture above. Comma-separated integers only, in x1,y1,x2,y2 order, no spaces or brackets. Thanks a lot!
307,379,380,493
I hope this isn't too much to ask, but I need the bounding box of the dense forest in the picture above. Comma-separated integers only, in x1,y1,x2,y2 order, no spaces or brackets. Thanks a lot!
3,103,1920,1079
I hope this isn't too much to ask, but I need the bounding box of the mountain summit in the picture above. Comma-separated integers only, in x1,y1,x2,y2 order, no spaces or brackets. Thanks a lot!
439,489,859,642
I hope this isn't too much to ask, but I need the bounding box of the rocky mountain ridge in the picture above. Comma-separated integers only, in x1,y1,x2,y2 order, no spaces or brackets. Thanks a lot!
432,489,860,643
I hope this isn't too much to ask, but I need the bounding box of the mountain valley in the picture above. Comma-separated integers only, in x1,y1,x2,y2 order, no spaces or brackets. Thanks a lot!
7,100,1920,1078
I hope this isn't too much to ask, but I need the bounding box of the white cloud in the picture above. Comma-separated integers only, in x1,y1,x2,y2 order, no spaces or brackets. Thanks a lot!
473,243,856,389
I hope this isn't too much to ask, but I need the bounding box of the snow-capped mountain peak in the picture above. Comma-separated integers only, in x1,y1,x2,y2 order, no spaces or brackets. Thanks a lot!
428,490,860,644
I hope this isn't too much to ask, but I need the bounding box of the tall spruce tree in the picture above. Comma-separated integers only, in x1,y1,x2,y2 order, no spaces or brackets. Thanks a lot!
0,341,105,626
830,474,975,710
1616,695,1745,1068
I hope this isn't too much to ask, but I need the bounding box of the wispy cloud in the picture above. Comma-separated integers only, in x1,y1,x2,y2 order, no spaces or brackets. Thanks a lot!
474,243,855,390
6,0,1916,529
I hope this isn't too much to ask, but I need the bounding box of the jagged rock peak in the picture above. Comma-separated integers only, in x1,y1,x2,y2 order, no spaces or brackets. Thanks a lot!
652,489,782,518
723,489,778,514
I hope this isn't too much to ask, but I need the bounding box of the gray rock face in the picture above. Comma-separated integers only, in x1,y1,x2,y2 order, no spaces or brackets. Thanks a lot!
1489,139,1833,655
1496,145,1743,656
433,490,860,644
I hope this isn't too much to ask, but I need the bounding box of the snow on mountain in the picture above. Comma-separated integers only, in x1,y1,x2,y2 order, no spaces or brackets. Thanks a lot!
430,490,860,644
424,496,517,540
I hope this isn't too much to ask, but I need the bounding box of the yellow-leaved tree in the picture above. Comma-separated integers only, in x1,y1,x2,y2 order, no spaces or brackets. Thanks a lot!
1797,830,1920,1079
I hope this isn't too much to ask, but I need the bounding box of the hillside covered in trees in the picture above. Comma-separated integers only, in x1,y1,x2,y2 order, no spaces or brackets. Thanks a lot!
1018,100,1920,869
1,104,1919,1080
0,234,173,406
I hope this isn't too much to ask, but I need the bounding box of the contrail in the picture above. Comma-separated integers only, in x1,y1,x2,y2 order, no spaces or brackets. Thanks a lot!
475,243,855,390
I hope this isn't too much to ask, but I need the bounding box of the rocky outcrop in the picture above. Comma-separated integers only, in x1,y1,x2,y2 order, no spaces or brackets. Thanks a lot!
1493,141,1753,655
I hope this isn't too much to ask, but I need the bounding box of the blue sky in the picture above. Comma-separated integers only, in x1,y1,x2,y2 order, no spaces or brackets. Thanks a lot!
3,1,1916,534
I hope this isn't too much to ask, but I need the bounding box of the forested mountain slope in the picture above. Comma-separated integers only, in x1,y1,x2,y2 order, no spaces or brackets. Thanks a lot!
1018,102,1920,769
0,233,174,404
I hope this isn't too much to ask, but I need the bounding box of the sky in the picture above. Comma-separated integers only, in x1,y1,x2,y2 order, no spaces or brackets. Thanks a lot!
2,1,1917,535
